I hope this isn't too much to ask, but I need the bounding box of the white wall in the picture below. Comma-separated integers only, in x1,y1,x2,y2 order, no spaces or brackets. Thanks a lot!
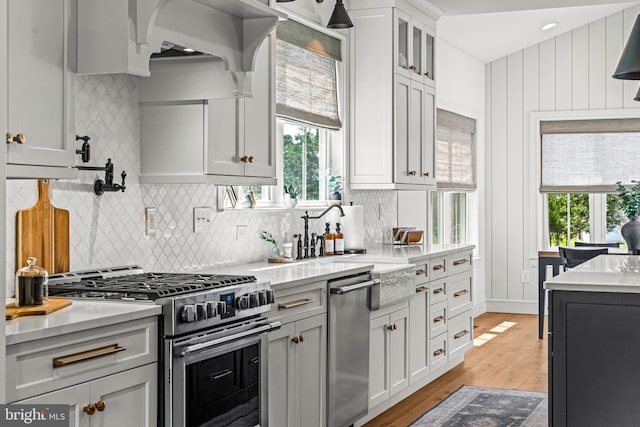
485,5,640,313
436,38,487,315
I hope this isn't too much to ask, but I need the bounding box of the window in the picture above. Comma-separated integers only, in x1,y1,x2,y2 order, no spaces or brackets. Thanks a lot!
540,118,640,247
431,109,476,245
281,121,327,201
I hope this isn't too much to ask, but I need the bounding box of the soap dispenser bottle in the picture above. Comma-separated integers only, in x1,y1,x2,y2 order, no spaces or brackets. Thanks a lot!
324,222,334,256
334,223,344,255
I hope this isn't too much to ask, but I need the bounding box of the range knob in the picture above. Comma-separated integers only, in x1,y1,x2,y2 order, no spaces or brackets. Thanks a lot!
249,292,259,308
265,289,275,304
180,305,196,323
195,303,207,320
217,301,227,315
236,295,250,310
205,301,217,318
258,290,267,306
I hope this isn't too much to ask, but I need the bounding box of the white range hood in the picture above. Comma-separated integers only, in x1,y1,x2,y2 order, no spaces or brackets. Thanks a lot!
77,0,286,96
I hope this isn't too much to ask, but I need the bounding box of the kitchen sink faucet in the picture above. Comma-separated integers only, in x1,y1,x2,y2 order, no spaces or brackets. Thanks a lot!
301,204,345,259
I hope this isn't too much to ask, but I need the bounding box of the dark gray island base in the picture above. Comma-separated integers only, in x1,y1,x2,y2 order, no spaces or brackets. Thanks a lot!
549,289,640,427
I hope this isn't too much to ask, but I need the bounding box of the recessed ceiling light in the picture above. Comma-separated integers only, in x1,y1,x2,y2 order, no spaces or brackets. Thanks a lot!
540,22,557,31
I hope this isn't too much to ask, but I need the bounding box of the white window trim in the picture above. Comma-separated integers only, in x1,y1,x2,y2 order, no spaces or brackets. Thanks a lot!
531,108,640,251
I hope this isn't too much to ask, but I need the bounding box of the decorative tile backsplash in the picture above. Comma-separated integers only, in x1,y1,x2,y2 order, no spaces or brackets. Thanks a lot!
5,74,397,293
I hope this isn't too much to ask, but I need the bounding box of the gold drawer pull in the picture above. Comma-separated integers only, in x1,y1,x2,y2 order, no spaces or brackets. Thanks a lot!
433,287,444,294
278,298,314,310
95,400,106,412
433,348,445,356
53,344,125,367
453,259,468,266
454,330,470,339
433,315,444,323
416,286,428,293
83,404,96,416
453,289,468,297
387,324,397,331
416,269,426,275
433,264,444,271
409,65,417,71
424,172,430,176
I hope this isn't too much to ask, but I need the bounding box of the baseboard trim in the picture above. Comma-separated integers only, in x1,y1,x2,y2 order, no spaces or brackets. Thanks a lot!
485,299,537,314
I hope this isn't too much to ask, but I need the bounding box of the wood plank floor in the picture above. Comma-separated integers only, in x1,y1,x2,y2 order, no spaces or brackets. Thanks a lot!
364,312,548,427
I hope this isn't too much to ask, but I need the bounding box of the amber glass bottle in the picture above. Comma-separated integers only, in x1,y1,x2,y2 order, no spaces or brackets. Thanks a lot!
324,222,334,256
334,223,344,255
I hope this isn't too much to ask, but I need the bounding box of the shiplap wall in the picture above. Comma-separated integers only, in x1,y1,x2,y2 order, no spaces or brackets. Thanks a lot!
486,5,640,313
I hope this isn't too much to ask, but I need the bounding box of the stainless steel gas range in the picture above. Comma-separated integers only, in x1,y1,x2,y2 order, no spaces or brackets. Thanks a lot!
48,266,281,427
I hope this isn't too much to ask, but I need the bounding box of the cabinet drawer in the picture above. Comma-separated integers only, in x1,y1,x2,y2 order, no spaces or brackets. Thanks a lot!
446,252,472,275
430,334,447,372
429,257,447,280
447,272,472,319
268,281,327,324
6,317,157,402
414,263,429,285
430,278,446,305
448,313,473,359
429,300,447,338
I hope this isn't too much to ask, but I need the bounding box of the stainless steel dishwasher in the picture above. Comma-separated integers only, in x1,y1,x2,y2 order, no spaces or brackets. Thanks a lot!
328,272,381,427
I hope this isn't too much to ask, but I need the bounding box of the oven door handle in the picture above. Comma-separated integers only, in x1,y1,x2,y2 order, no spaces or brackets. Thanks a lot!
179,321,281,357
330,279,380,295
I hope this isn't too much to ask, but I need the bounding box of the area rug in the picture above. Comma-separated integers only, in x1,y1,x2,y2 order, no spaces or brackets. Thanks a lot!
409,385,548,427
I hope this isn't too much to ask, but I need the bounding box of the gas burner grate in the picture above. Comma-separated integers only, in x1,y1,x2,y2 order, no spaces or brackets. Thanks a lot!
49,272,257,300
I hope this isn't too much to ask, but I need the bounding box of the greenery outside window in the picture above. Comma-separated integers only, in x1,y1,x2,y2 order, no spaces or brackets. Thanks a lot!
431,192,468,245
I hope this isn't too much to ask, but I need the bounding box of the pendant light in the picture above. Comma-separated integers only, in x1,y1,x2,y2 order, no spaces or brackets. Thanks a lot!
613,14,640,80
327,0,353,29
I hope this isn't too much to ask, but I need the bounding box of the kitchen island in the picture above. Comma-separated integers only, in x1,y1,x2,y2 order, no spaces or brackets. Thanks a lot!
544,255,640,427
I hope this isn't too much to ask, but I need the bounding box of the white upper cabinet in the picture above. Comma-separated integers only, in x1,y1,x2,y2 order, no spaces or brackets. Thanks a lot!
4,0,78,179
138,35,275,185
349,2,437,190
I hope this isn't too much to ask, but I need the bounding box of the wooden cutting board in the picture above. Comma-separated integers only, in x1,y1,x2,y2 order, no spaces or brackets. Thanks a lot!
16,179,70,274
6,298,72,320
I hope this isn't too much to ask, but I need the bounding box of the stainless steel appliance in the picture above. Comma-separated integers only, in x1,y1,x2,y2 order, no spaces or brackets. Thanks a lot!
48,266,280,427
327,272,381,427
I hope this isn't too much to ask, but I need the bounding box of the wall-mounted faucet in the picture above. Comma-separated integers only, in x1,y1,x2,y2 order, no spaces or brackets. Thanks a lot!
301,204,345,258
77,158,126,195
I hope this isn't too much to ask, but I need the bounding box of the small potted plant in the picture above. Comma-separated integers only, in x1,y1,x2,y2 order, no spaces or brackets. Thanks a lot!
259,230,280,259
327,175,342,205
616,180,640,249
283,184,299,209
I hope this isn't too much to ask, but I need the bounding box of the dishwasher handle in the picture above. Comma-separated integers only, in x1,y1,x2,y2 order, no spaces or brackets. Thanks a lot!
330,279,381,295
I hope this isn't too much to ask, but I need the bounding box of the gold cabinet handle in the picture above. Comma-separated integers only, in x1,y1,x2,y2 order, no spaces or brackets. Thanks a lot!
409,65,417,71
95,400,106,412
408,170,417,176
432,287,444,294
424,71,430,77
6,133,25,144
415,286,428,293
52,344,125,367
454,329,470,339
248,155,254,163
292,336,300,343
416,269,426,276
433,315,445,323
453,259,468,266
433,264,444,271
240,155,249,163
433,348,445,356
278,298,314,310
387,324,397,331
298,334,304,343
83,404,96,416
453,289,468,297
424,172,430,176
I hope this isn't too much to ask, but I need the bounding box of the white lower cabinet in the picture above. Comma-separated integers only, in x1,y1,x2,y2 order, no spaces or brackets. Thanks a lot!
268,314,327,427
369,303,409,409
409,280,429,385
16,363,157,427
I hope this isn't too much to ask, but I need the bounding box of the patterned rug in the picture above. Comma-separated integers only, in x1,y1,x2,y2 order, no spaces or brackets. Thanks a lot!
409,385,548,427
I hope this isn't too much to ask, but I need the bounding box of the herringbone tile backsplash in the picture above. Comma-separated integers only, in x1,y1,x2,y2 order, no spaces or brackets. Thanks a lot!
5,74,396,294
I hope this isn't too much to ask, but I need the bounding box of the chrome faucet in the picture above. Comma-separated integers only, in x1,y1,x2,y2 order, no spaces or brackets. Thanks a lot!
301,204,345,259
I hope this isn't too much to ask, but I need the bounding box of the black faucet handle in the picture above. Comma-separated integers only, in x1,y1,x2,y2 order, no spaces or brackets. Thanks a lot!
119,170,127,192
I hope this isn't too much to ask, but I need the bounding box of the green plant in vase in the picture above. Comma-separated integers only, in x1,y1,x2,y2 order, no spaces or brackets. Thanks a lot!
259,230,280,258
283,184,299,208
327,175,343,204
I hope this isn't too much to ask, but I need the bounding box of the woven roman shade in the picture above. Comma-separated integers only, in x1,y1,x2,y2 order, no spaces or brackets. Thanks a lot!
540,118,640,193
275,20,342,130
436,109,476,190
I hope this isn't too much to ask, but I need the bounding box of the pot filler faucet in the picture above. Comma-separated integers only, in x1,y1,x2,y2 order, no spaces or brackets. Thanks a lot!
301,204,345,259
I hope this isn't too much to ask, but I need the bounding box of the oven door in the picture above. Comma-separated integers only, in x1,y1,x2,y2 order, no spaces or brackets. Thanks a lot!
166,319,281,427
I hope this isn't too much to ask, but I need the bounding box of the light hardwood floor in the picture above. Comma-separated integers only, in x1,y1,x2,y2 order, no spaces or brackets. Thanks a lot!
364,312,548,427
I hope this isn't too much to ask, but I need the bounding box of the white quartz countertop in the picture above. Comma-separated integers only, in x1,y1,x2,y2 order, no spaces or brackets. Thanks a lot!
352,243,475,264
5,299,162,345
544,255,640,293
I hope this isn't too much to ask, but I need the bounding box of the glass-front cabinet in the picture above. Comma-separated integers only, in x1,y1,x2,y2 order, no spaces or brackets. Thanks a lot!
394,9,435,87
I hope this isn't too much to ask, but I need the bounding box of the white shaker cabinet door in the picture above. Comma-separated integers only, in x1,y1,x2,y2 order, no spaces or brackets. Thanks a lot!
6,0,76,170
